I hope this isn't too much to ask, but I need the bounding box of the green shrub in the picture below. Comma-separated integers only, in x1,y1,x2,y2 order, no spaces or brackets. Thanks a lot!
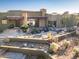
0,30,3,33
20,24,29,32
31,28,39,34
3,38,10,43
9,24,15,28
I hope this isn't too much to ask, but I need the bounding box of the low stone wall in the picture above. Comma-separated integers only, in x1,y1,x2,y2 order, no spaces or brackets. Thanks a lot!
0,46,52,59
9,38,48,44
54,31,76,41
7,31,76,43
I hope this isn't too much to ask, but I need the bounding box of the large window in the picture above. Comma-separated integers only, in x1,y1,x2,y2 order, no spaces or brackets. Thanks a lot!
28,19,35,26
2,20,7,24
48,21,56,27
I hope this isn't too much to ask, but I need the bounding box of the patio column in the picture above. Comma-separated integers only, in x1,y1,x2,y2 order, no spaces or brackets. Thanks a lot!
22,12,28,25
39,19,46,27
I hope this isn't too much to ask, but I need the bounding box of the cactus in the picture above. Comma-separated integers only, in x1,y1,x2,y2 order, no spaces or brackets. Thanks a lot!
63,40,70,49
49,43,59,53
73,47,79,57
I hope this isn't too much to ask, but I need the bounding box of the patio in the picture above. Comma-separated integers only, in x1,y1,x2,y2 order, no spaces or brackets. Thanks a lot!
0,28,25,38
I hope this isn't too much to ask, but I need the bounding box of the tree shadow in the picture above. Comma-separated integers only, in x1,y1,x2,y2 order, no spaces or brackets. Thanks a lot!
57,48,67,56
72,55,77,59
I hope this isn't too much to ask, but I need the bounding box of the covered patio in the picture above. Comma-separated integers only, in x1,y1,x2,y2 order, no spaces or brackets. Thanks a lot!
27,16,48,27
6,16,24,27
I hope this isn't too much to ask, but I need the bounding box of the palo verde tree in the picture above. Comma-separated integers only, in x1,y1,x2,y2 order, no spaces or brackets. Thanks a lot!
61,13,76,28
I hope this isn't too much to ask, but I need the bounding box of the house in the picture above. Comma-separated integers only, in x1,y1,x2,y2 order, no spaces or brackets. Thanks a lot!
0,9,48,28
22,9,47,27
46,13,62,28
0,8,77,31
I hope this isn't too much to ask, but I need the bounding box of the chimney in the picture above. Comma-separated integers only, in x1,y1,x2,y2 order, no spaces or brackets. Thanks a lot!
40,8,46,16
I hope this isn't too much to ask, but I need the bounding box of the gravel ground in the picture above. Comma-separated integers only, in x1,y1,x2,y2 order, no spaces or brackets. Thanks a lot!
51,36,79,59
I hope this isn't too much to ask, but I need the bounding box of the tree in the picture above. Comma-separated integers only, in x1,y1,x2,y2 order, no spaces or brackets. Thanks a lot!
61,14,76,27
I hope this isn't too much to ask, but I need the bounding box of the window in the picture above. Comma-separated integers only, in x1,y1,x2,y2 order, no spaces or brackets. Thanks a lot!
2,20,7,24
48,21,56,27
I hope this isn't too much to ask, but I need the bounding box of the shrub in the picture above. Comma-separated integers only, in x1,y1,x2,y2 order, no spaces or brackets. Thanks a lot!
0,30,3,33
3,38,10,43
21,24,29,29
37,55,46,59
9,24,15,28
31,28,40,34
20,24,29,32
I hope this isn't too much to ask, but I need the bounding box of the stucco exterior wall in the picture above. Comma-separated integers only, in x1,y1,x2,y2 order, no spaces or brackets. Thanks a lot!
7,20,15,26
26,9,47,27
0,20,2,24
0,9,65,28
22,12,28,24
27,12,41,17
39,19,46,27
0,19,8,32
47,14,62,27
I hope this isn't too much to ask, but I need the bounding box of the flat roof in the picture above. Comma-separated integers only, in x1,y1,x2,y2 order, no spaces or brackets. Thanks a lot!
28,16,47,19
6,16,24,20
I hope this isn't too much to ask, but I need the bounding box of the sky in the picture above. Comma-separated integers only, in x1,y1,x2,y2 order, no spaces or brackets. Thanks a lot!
0,0,79,14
